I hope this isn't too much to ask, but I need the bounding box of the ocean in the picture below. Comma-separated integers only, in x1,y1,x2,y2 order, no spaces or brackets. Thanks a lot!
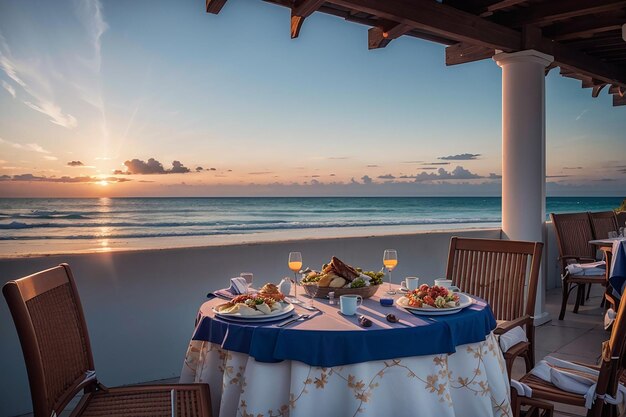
0,197,623,255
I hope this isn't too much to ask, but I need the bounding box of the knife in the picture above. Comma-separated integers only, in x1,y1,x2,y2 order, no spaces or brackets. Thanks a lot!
277,314,302,327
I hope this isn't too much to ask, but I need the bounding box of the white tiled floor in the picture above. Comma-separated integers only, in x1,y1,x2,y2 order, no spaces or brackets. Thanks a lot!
18,285,610,417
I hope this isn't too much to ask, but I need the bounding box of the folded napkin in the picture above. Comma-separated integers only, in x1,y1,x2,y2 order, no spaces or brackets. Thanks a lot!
609,240,626,299
529,356,626,411
213,277,249,299
605,308,617,330
498,326,528,353
566,260,606,276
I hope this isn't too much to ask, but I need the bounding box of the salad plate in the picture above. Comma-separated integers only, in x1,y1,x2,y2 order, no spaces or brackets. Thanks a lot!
213,302,294,320
396,293,474,315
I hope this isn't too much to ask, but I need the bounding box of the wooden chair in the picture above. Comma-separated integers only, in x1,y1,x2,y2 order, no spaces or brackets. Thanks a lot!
446,237,543,377
616,211,626,229
2,264,213,417
589,211,619,241
551,213,607,320
513,288,626,417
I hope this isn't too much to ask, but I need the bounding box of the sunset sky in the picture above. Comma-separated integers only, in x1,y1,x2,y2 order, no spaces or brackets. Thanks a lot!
0,0,625,197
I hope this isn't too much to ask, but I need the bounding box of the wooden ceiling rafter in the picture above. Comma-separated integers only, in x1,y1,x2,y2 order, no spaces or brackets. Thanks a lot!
290,0,326,38
206,0,626,105
491,0,626,28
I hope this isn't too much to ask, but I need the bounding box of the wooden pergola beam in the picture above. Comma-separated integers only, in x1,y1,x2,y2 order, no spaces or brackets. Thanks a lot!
445,42,494,65
368,23,412,49
206,0,228,14
613,94,626,105
291,0,327,38
493,0,626,28
330,0,521,51
544,16,626,41
478,0,527,17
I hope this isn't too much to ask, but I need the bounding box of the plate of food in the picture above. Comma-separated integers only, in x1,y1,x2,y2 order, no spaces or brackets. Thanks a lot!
213,284,294,322
301,256,384,299
395,284,474,316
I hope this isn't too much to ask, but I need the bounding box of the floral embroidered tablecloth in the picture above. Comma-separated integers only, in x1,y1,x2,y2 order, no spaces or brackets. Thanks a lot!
181,284,510,417
180,332,511,417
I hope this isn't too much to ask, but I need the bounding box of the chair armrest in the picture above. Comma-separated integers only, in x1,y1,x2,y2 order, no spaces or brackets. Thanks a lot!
494,315,532,335
558,256,596,263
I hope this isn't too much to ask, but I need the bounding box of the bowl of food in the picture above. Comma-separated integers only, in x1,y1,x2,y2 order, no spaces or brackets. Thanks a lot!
396,284,473,316
301,256,384,299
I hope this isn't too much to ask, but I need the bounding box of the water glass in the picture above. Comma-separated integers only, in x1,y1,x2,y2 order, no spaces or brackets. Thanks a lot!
303,283,319,308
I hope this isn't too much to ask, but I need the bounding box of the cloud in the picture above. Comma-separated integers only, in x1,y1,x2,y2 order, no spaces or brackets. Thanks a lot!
67,160,84,167
361,175,373,184
422,162,450,166
209,167,217,171
328,156,350,160
74,0,108,72
248,171,273,175
1,80,15,98
195,166,203,172
378,174,396,180
563,166,582,170
367,164,379,168
117,158,191,175
0,137,51,154
402,161,423,164
595,178,616,182
488,173,502,179
575,109,589,121
23,100,78,128
438,153,481,161
400,166,483,182
43,155,58,161
0,174,130,183
0,37,78,129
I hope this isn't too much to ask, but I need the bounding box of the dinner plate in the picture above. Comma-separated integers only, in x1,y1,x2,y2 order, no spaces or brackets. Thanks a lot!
395,293,474,316
213,302,295,321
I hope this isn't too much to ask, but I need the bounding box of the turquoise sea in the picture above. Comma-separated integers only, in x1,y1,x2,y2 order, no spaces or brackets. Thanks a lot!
0,197,623,242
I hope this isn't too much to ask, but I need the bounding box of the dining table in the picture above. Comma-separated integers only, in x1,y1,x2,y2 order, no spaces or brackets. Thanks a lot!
179,284,512,417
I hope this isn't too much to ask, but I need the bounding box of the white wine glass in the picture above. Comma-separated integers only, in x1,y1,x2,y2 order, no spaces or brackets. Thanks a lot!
288,252,303,303
383,249,398,295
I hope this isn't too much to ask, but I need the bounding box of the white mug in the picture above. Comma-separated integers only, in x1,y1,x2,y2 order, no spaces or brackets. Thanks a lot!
434,279,459,292
401,276,419,291
340,295,363,316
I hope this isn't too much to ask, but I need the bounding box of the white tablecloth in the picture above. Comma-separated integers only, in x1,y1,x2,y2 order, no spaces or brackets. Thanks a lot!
180,332,511,417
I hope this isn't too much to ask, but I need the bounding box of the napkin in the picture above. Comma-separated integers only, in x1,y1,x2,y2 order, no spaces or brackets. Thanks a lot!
566,260,606,276
213,277,249,299
604,308,617,330
498,326,528,353
529,356,626,411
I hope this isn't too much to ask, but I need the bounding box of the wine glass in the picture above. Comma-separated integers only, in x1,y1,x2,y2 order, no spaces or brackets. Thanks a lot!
288,252,303,303
303,282,319,309
383,249,398,295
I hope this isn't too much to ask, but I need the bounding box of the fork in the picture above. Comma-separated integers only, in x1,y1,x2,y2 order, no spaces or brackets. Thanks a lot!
277,314,310,327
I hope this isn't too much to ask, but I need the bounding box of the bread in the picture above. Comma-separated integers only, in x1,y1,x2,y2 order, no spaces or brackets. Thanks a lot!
329,277,347,288
258,283,285,301
317,273,336,287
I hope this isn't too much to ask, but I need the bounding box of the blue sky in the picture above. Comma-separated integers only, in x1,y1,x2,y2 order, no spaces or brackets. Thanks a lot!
0,0,624,197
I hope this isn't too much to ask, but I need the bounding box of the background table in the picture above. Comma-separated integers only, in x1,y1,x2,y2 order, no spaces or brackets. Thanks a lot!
180,285,512,417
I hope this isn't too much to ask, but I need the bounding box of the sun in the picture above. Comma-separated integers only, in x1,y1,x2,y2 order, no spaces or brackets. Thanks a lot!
98,180,109,187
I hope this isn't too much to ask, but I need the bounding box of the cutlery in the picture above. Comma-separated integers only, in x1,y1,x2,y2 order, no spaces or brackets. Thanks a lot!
298,304,319,312
277,314,310,327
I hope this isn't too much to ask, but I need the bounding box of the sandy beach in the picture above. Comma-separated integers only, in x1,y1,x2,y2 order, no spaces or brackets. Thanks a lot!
0,221,500,258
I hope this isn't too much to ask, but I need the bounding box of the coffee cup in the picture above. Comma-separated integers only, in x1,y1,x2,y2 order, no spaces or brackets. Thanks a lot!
400,276,419,291
434,279,459,292
340,295,363,316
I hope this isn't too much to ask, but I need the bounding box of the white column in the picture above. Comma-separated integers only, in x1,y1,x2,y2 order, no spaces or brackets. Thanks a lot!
494,50,553,326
